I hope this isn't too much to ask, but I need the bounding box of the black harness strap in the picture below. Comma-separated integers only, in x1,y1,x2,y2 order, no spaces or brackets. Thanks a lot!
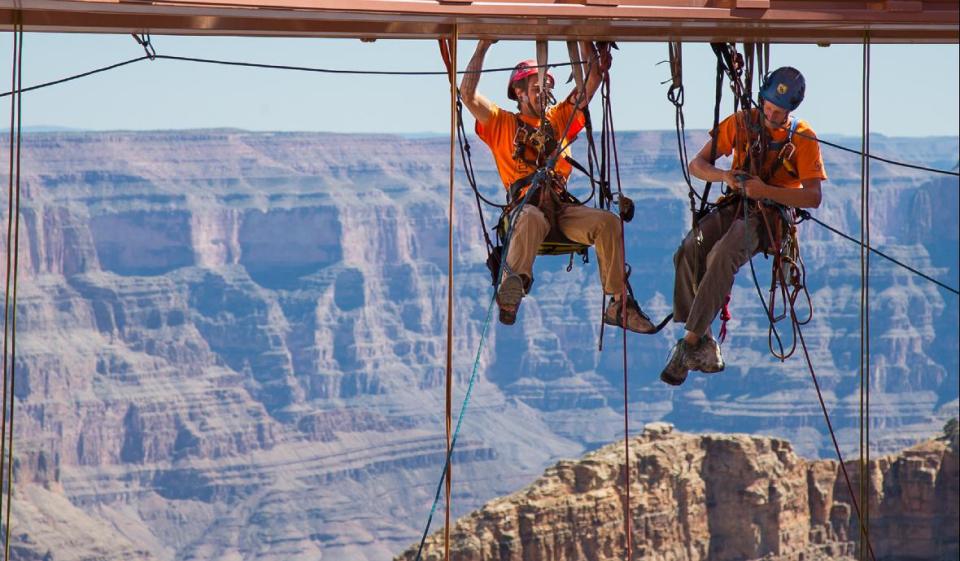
698,45,727,225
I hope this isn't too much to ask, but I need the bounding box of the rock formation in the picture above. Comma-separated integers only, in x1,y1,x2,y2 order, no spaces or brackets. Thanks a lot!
0,130,956,560
400,423,959,561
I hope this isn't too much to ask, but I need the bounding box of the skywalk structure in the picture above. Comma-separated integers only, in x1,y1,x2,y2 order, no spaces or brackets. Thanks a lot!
1,0,958,43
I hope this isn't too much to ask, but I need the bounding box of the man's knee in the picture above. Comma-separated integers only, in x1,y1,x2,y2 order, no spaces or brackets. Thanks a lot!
516,207,549,235
600,211,622,234
705,232,751,272
674,230,698,268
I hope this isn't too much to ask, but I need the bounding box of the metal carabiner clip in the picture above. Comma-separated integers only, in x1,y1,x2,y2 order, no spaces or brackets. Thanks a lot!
132,33,156,60
778,141,796,162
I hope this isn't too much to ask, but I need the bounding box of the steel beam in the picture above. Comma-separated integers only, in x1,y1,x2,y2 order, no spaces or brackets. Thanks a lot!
0,0,957,43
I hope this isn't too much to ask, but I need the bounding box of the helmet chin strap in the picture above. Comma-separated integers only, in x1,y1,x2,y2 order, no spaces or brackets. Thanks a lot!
519,93,538,116
518,91,555,117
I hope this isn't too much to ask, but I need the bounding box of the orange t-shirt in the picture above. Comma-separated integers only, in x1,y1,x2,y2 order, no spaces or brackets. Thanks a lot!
475,101,586,195
713,109,827,188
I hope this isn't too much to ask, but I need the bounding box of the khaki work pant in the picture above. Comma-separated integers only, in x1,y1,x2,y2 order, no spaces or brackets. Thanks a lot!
673,203,762,336
505,204,625,295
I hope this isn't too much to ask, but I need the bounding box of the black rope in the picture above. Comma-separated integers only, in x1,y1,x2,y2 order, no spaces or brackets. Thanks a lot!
455,94,500,255
800,213,959,295
3,48,957,179
795,318,878,561
697,45,728,222
744,206,878,561
0,56,150,99
746,96,960,178
664,42,703,218
1,19,24,560
158,54,577,77
797,130,959,177
0,54,582,99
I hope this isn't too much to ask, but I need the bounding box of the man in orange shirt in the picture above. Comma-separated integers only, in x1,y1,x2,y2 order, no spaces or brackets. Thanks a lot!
660,67,827,385
460,40,655,333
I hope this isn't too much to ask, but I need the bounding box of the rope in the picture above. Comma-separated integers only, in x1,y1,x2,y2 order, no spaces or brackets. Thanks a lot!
0,56,150,99
746,93,959,177
414,42,600,559
744,215,878,561
2,49,955,179
795,321,877,561
858,34,872,561
796,129,959,177
154,54,581,76
603,70,634,560
799,213,959,295
718,40,877,558
442,28,458,561
665,43,700,209
412,297,496,561
1,18,24,561
0,54,581,99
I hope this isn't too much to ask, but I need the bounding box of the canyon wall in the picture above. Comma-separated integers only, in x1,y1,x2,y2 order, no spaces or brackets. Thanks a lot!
0,130,955,559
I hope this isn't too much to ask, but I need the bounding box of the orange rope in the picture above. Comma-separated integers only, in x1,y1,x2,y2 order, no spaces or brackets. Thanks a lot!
442,26,458,561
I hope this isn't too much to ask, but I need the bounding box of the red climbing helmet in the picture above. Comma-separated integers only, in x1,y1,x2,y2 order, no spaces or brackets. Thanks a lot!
507,59,555,101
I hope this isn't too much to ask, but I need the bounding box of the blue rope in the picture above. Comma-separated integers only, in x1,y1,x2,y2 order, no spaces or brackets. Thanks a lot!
413,294,497,561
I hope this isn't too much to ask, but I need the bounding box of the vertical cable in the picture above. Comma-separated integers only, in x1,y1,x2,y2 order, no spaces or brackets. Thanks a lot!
2,18,23,560
443,25,458,561
858,32,872,561
0,17,21,537
603,68,633,560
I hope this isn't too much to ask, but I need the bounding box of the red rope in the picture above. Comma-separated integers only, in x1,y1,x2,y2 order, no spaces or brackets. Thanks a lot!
718,294,732,343
768,256,876,561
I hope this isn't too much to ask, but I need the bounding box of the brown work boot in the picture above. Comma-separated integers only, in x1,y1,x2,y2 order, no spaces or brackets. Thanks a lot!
686,335,725,373
659,339,690,386
496,273,525,325
603,295,656,334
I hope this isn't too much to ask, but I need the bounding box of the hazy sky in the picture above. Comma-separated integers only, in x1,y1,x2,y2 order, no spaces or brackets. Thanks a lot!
1,33,957,137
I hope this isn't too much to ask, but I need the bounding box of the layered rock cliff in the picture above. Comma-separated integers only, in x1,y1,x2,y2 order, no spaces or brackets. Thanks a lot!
400,423,959,561
1,130,957,560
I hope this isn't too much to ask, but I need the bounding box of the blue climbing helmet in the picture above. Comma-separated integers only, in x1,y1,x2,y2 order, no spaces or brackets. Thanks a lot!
759,67,806,111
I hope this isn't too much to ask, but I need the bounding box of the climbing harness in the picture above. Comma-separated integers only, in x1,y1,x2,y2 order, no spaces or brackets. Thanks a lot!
461,43,605,287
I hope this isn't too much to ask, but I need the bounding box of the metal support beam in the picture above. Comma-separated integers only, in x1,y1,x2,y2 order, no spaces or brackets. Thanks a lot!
0,0,957,43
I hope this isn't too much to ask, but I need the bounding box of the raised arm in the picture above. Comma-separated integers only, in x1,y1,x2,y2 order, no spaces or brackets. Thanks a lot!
459,40,498,125
571,41,612,109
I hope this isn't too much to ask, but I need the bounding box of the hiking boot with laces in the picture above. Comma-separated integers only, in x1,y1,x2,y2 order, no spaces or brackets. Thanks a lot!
659,339,690,386
603,295,656,334
687,336,725,373
497,273,525,326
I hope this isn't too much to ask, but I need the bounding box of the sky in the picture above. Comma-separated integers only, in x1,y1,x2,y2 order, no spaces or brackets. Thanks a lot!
0,33,957,137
